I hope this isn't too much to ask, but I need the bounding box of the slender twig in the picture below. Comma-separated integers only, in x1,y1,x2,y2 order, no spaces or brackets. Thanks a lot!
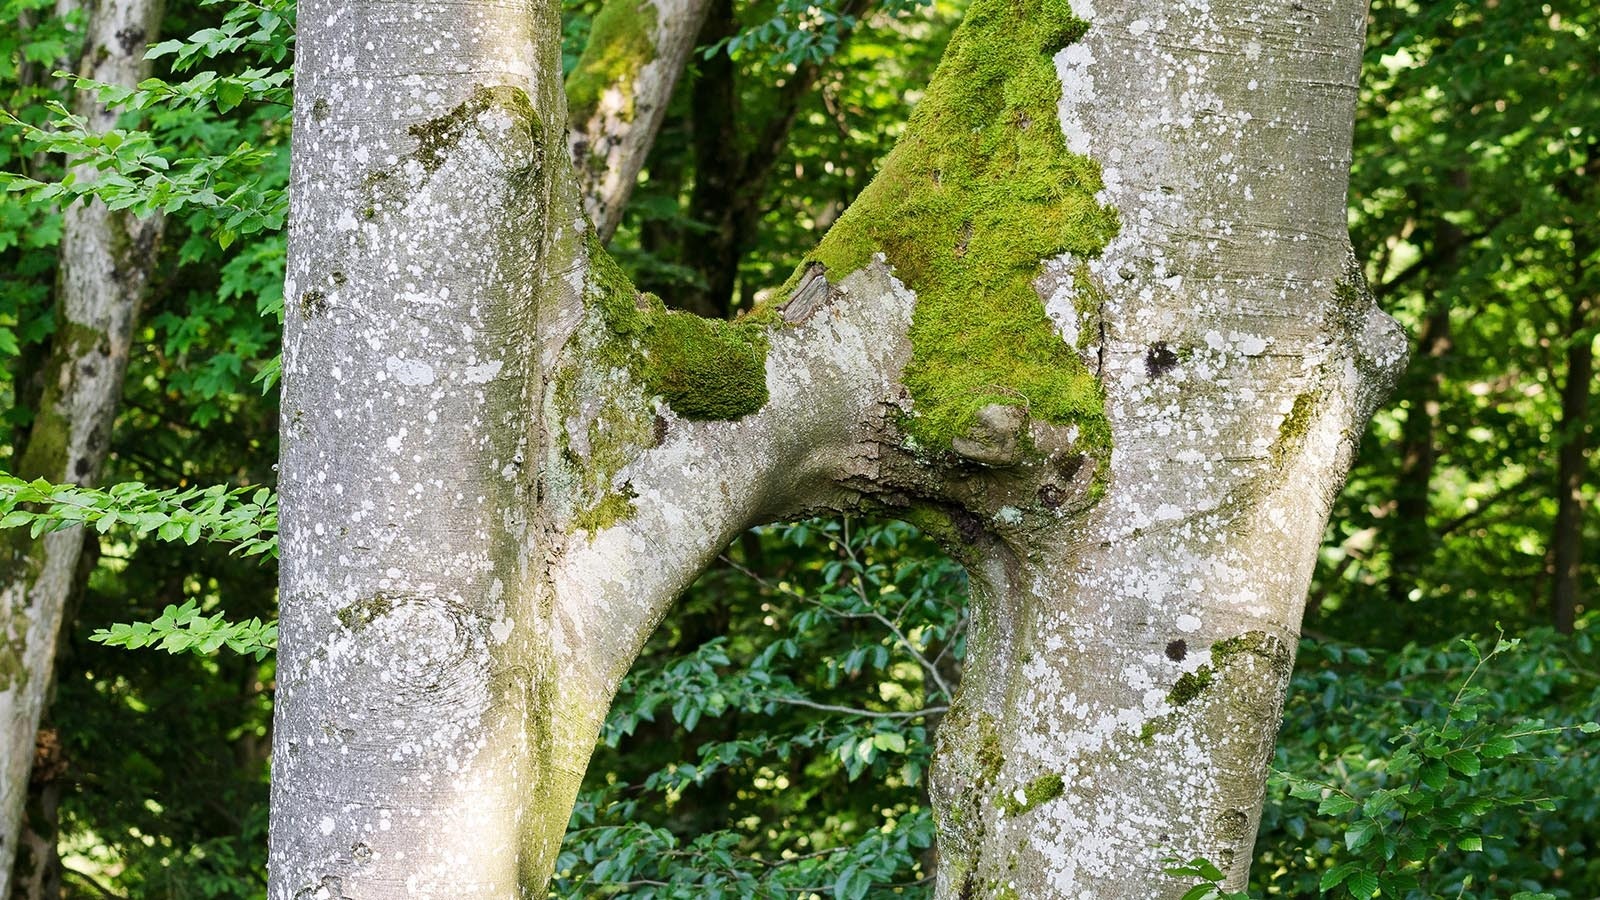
769,695,945,719
62,868,128,900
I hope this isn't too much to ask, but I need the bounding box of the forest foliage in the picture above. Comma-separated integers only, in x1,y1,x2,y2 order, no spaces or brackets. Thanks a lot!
0,0,1596,896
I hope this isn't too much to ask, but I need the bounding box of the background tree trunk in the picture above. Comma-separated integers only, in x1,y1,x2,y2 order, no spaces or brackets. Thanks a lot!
1550,283,1592,634
567,0,712,241
0,1,164,890
269,0,1403,896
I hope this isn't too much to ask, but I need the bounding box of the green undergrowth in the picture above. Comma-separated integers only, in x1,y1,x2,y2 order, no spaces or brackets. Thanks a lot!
566,0,659,126
794,0,1118,454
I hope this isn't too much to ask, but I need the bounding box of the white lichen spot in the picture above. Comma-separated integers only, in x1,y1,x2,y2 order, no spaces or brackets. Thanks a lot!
489,618,513,645
1176,614,1202,633
1045,283,1083,346
386,356,436,386
1237,334,1269,355
463,360,504,384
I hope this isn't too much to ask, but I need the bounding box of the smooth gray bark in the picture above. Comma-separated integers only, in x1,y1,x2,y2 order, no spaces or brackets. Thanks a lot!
269,0,1403,896
0,0,165,891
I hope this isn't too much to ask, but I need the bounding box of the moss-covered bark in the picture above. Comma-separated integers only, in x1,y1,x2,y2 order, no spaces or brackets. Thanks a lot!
565,0,659,126
798,0,1118,454
585,238,770,421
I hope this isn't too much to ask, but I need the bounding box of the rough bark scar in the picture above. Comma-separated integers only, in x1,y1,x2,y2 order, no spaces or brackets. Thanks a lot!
782,262,835,324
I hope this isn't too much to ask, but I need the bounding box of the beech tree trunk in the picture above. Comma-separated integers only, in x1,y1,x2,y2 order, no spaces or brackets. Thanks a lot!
0,1,164,891
268,0,1404,897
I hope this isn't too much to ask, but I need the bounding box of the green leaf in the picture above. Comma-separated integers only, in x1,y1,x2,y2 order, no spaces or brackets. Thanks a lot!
1319,794,1358,816
872,732,907,754
1480,735,1515,758
1419,759,1448,790
1444,749,1481,777
1320,861,1361,891
1347,871,1379,899
1345,820,1379,853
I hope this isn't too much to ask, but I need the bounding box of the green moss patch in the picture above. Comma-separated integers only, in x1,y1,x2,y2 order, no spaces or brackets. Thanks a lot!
1168,664,1215,706
975,712,1005,782
566,0,659,125
795,0,1118,453
1212,630,1294,680
587,236,769,420
997,772,1065,816
571,487,639,534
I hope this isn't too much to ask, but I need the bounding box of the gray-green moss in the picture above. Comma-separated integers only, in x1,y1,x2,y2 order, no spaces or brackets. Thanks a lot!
565,0,659,126
0,635,29,692
336,593,396,631
408,85,538,173
1166,632,1293,707
1212,631,1293,680
792,0,1118,457
975,712,1005,782
1269,391,1317,468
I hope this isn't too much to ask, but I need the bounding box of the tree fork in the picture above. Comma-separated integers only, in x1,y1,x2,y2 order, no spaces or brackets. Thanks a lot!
270,0,1404,897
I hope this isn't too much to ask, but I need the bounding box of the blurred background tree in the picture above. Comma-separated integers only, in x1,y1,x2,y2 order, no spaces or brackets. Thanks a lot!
0,0,1594,896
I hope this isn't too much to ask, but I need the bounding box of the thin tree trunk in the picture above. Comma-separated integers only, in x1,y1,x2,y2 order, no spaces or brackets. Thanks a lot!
567,0,713,241
10,728,66,900
682,0,874,318
1386,214,1463,604
681,0,741,319
1551,287,1593,634
269,0,1402,896
0,1,164,890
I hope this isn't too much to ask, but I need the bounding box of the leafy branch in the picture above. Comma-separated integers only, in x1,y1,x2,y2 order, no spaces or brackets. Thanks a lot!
90,599,276,660
0,473,277,557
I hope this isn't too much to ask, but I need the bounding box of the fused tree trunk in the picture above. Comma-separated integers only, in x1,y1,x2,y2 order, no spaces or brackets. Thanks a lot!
566,0,712,241
0,1,164,891
268,0,1403,897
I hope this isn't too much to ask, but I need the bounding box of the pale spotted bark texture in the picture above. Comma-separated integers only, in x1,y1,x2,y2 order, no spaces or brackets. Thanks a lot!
269,0,1404,897
566,0,712,241
0,1,164,892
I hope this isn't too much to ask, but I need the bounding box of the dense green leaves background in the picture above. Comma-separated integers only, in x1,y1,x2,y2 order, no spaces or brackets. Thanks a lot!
0,0,1595,896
